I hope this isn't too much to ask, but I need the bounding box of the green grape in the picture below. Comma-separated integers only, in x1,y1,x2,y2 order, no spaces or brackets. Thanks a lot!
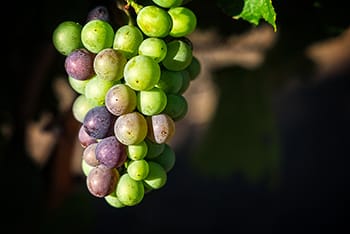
116,173,144,206
136,5,172,38
93,48,127,81
186,55,201,80
124,55,161,91
177,69,191,94
152,0,183,8
162,39,193,71
163,93,188,121
127,141,148,160
168,7,197,37
81,19,114,53
114,112,148,145
104,192,126,208
68,75,90,94
143,161,167,189
127,159,150,181
113,25,144,59
156,69,183,94
72,94,99,123
105,83,137,116
52,21,83,56
151,144,175,172
138,37,167,63
145,138,165,159
85,75,116,105
137,87,167,116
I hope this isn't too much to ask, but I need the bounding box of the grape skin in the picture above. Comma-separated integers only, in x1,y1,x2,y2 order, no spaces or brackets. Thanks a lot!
95,136,127,169
83,106,116,139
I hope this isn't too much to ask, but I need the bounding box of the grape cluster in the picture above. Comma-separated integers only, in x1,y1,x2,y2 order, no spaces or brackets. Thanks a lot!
52,0,200,208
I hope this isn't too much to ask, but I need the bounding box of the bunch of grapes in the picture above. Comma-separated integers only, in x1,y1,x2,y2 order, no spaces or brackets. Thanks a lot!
52,0,200,208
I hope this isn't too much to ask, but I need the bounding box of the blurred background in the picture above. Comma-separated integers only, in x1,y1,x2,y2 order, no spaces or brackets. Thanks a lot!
1,0,349,233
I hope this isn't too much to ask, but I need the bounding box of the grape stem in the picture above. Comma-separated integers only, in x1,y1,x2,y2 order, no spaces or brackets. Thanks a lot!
127,0,143,14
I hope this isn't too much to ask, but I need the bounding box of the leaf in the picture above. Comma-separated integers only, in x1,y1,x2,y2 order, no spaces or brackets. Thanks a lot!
233,0,277,31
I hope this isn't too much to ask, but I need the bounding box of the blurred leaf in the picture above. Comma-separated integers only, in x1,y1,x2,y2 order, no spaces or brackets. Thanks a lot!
233,0,277,31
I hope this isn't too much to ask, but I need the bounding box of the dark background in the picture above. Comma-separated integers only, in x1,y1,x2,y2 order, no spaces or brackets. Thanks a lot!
1,0,349,233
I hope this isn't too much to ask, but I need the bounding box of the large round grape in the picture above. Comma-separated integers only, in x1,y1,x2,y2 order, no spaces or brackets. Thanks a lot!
136,5,172,38
95,136,127,168
147,113,175,144
113,25,144,59
86,165,119,197
93,48,127,81
136,87,167,116
83,106,116,139
114,112,148,145
124,55,161,91
81,19,114,54
64,48,95,80
168,7,197,37
162,40,193,71
143,161,167,189
52,21,83,56
152,0,183,8
105,83,137,116
116,173,144,206
138,38,167,63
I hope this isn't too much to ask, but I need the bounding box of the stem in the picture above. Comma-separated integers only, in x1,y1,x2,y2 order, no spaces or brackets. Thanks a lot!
127,0,143,14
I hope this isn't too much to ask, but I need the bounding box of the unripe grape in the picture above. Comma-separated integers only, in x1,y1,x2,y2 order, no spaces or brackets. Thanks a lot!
52,21,83,56
136,5,172,38
138,37,167,63
113,25,144,59
85,75,116,105
116,173,144,206
93,48,127,81
168,7,197,37
151,144,176,172
104,193,126,208
143,161,167,189
127,141,148,160
72,94,98,123
114,112,148,145
127,159,150,181
68,76,90,94
152,0,183,8
162,40,193,71
81,19,114,53
137,87,167,116
156,69,183,94
163,93,188,121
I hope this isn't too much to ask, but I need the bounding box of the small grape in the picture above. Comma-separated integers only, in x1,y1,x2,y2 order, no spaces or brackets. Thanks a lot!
82,142,99,166
86,5,110,23
81,159,95,177
168,6,197,37
104,192,126,208
68,76,90,94
116,173,144,206
186,56,201,80
163,93,188,121
156,69,183,94
95,136,127,169
114,112,148,145
64,48,95,80
52,21,83,56
162,39,193,71
83,106,116,139
136,5,172,38
84,75,116,105
93,48,127,82
124,55,161,91
137,87,167,116
177,70,191,94
105,83,137,116
143,161,167,189
127,141,148,160
78,124,98,148
144,138,165,159
113,25,144,59
127,159,150,181
72,94,98,123
138,37,167,63
86,165,120,198
151,144,175,172
81,19,114,54
152,0,183,8
147,113,175,144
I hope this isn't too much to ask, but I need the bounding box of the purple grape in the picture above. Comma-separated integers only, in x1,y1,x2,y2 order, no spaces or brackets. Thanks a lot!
83,142,99,166
86,164,120,198
78,124,97,148
86,5,110,23
64,48,95,80
95,136,127,169
83,106,116,139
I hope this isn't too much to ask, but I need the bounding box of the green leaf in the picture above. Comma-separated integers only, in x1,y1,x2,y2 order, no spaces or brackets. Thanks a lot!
233,0,277,31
